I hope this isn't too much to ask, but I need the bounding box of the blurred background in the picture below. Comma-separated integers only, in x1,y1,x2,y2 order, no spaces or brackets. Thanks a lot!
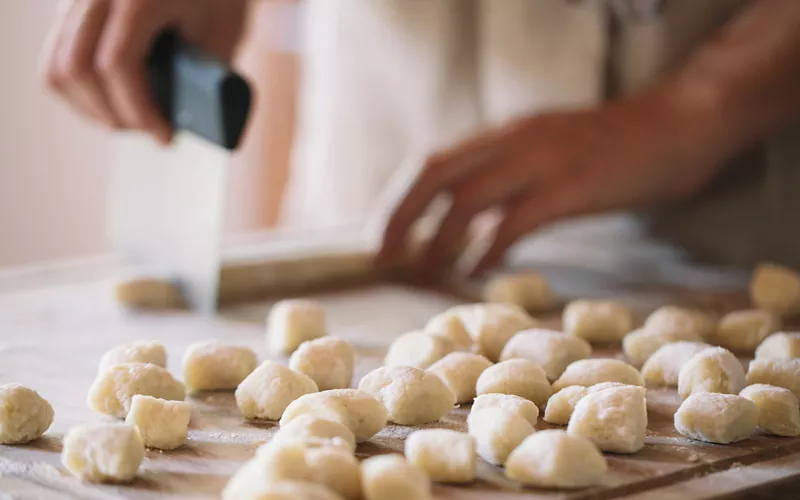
0,1,301,268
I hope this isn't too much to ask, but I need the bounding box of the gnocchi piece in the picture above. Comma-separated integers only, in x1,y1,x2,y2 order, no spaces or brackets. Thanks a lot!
273,414,356,453
235,361,318,420
499,329,592,381
644,306,716,340
427,303,537,361
739,384,800,437
361,454,432,500
405,429,476,483
674,392,758,444
746,358,800,399
427,352,492,403
552,358,644,392
622,327,702,367
224,441,311,499
98,340,167,373
384,331,454,369
475,359,552,408
267,299,327,354
228,481,345,500
641,341,713,387
304,446,362,500
289,337,355,391
358,366,455,425
182,341,258,393
467,407,534,465
471,393,539,426
755,332,800,360
0,384,54,444
424,307,474,349
87,362,186,418
750,262,800,317
568,385,647,453
505,430,607,489
61,423,145,483
678,347,746,400
715,309,780,353
483,272,554,312
562,300,633,343
280,389,388,442
544,383,627,425
125,395,190,450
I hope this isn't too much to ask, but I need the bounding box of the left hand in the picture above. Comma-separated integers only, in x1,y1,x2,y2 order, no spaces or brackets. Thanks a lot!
375,90,724,278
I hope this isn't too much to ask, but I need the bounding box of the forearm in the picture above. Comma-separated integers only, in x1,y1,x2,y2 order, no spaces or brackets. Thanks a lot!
647,0,800,168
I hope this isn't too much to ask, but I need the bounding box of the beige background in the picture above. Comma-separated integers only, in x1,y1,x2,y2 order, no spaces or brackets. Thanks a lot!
0,1,299,268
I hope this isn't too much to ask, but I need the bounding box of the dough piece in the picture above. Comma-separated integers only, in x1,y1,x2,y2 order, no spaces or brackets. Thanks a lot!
427,352,493,403
304,447,362,500
358,366,456,425
678,347,746,400
499,329,592,381
505,430,607,489
182,341,258,393
405,429,475,483
562,300,633,343
543,383,626,425
267,299,327,354
426,303,537,361
384,331,454,369
235,361,318,420
483,272,554,312
467,407,534,465
281,389,388,442
125,395,190,450
552,358,644,392
0,384,54,444
543,386,588,425
568,385,647,453
227,481,344,500
644,306,716,340
475,359,552,408
641,341,713,387
740,384,800,437
273,414,356,453
674,393,758,444
289,337,355,391
755,332,800,360
746,358,800,399
750,262,800,317
224,441,311,499
98,340,167,373
114,277,185,310
622,327,702,367
424,307,474,349
471,393,539,426
361,454,432,500
87,362,186,418
61,423,145,483
715,309,780,353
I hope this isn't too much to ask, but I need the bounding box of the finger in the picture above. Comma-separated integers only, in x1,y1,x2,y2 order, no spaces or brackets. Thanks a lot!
40,0,74,93
56,0,119,127
376,128,509,266
97,0,171,144
468,184,584,277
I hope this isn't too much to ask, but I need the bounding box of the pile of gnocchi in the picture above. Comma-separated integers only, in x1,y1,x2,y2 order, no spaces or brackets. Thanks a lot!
2,262,800,498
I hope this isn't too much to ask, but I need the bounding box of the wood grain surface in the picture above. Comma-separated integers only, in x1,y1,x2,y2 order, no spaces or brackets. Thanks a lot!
1,218,798,499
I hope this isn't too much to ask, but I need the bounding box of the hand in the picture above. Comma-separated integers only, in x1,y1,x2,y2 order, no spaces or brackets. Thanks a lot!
376,90,725,278
40,0,248,144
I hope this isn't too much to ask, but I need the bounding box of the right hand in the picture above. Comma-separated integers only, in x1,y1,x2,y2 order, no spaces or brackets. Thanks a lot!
41,0,248,144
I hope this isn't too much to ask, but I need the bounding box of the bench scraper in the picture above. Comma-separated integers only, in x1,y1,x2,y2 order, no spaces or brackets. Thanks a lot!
109,32,252,314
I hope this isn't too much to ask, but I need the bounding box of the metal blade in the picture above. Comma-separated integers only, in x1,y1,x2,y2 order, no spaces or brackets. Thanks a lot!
109,131,229,314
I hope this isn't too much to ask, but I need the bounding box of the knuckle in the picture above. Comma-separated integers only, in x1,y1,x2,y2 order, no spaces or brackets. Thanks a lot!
63,54,94,83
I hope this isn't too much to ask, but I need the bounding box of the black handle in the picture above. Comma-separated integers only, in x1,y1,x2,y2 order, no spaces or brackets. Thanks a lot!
147,31,252,151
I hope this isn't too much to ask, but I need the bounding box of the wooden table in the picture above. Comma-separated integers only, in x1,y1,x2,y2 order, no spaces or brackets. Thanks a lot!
2,216,799,499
